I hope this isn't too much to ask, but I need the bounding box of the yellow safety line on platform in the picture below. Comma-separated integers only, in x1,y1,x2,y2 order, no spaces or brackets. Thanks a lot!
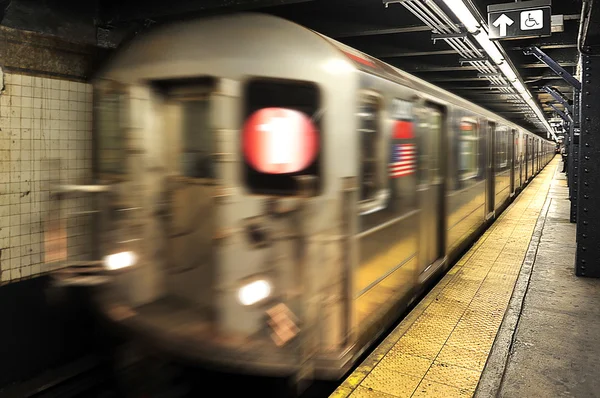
331,157,558,398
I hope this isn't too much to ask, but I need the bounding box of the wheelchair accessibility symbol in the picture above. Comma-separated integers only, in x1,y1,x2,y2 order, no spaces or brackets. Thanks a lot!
521,10,544,31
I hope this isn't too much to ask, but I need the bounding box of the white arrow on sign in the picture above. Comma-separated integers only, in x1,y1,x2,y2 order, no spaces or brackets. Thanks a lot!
493,14,514,37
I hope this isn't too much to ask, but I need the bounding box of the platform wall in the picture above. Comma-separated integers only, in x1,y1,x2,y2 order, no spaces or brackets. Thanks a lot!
0,23,106,388
0,71,93,283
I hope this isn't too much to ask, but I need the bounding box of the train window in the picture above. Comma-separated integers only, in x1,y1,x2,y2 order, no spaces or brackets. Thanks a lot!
430,111,442,177
152,77,217,178
458,120,478,180
496,127,509,170
181,99,214,179
359,94,381,202
243,78,321,196
96,88,126,175
357,92,390,215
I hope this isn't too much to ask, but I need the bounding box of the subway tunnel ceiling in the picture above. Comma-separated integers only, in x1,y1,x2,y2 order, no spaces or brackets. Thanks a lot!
1,0,583,137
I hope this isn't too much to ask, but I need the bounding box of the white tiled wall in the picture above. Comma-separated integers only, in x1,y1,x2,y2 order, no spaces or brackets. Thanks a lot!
0,72,93,283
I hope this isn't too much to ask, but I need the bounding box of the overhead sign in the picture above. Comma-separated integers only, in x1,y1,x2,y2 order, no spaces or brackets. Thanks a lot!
488,0,551,40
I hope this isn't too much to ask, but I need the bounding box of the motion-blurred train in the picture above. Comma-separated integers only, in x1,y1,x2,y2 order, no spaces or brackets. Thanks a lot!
51,13,554,380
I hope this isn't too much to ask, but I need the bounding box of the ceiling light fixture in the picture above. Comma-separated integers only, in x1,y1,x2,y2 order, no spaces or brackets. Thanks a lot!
439,0,557,140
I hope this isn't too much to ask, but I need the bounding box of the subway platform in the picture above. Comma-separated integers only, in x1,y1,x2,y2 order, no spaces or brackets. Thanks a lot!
331,157,600,398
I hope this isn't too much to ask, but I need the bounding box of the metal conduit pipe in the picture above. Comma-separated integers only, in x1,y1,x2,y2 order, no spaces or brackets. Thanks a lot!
404,0,468,45
414,0,456,30
401,0,526,100
451,39,488,69
403,1,446,32
425,0,461,32
475,61,496,76
464,40,484,57
452,42,488,67
453,39,479,57
416,6,454,35
446,39,472,58
413,0,453,31
404,0,440,28
480,62,497,74
448,39,474,58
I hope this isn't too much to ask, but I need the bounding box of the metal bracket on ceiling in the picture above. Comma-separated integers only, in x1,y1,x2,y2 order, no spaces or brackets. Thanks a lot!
542,85,573,114
523,46,582,90
477,72,503,78
431,32,468,44
382,0,405,7
459,57,488,64
384,0,512,93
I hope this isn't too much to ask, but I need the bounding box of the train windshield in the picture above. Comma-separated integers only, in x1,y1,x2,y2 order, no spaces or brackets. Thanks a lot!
180,99,213,179
242,78,321,196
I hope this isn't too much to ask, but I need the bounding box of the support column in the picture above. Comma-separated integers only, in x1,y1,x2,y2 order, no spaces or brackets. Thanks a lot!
576,54,600,277
569,90,580,223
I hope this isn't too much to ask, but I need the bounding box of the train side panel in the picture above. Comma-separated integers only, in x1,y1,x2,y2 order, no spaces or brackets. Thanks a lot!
445,109,486,254
493,125,511,211
352,71,420,342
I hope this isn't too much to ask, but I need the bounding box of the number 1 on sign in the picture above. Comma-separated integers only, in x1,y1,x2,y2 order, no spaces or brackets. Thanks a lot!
260,116,298,167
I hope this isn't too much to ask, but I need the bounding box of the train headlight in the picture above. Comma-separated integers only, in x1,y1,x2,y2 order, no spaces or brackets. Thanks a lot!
104,251,137,270
238,279,272,306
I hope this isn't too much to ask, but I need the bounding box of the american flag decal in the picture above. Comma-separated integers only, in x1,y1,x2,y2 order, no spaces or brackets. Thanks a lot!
389,143,416,178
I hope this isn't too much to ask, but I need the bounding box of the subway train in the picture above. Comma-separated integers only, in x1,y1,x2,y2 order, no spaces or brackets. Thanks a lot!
51,13,555,380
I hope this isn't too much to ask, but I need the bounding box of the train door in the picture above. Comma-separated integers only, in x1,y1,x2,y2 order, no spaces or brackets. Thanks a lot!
537,140,539,171
517,132,523,187
535,140,538,172
417,106,445,278
510,129,515,195
160,81,216,308
486,121,495,217
525,137,530,181
532,138,536,175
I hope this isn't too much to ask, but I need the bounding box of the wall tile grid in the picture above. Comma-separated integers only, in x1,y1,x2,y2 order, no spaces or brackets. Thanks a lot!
0,72,93,283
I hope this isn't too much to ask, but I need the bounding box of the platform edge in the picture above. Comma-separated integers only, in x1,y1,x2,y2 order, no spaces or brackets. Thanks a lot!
473,164,556,398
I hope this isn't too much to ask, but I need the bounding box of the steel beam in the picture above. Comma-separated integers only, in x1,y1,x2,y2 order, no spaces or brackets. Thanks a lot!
400,62,576,73
547,103,573,123
575,54,599,276
330,25,430,39
523,46,582,90
376,45,577,59
542,85,573,113
569,87,581,224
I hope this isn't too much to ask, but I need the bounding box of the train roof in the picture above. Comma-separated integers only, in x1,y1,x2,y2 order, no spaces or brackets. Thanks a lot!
96,12,548,141
94,13,350,89
318,33,546,138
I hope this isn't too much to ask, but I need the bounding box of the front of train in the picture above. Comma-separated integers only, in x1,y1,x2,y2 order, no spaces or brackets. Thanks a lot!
48,13,362,380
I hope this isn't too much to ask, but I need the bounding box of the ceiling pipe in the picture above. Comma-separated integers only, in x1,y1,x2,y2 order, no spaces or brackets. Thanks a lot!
438,0,557,141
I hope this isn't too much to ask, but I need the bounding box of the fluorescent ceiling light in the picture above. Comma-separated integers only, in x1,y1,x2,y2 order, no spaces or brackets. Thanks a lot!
512,80,526,93
497,62,517,82
440,0,481,33
473,34,504,64
440,0,556,141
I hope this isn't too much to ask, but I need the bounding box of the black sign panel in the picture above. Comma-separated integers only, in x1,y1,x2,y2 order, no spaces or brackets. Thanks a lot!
488,0,551,40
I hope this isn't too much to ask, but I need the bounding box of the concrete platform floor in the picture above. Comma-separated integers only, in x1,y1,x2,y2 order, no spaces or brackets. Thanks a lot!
332,158,559,398
476,161,600,398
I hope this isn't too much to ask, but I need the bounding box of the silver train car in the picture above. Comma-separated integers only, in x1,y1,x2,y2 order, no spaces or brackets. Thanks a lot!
52,13,555,379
